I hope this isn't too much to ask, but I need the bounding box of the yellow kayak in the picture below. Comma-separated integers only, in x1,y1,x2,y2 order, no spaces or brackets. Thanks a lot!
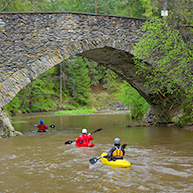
100,153,131,168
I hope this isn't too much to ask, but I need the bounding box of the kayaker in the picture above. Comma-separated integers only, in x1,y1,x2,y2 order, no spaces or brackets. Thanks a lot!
37,120,48,132
76,128,94,146
102,138,125,161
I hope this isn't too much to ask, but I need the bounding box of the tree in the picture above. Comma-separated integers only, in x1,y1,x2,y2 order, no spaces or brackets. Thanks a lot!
0,0,33,11
149,0,193,25
63,57,91,106
134,17,193,125
103,69,121,93
119,81,150,119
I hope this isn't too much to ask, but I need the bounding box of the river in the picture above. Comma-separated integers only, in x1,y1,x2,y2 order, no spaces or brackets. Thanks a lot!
0,111,193,193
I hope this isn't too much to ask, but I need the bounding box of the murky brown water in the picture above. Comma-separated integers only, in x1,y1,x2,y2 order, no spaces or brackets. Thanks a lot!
0,111,193,193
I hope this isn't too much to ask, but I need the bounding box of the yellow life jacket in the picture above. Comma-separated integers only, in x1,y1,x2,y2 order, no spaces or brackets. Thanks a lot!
112,147,123,158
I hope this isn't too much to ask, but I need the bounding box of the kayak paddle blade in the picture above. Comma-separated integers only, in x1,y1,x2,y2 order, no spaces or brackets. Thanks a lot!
50,125,55,128
91,128,102,134
65,140,75,144
122,144,127,149
89,157,101,165
89,158,98,165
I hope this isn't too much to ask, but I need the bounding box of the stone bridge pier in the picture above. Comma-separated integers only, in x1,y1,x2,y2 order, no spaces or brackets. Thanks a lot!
0,12,187,137
0,108,18,137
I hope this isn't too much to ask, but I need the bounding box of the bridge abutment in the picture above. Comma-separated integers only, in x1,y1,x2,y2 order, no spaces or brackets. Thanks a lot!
0,108,22,137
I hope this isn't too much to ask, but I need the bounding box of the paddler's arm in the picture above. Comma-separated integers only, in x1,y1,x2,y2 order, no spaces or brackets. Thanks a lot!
87,133,94,140
121,146,125,156
102,147,115,158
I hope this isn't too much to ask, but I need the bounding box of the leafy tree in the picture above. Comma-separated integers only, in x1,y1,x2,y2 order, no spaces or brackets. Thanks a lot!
149,0,193,25
85,59,106,86
118,81,150,119
63,57,91,106
0,0,33,11
134,17,193,125
103,69,122,93
116,0,152,18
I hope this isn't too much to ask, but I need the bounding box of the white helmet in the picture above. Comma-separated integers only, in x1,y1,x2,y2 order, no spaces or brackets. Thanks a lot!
82,128,87,134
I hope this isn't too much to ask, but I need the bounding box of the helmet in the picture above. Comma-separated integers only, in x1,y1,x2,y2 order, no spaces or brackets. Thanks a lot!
40,120,43,124
82,128,87,134
114,138,120,145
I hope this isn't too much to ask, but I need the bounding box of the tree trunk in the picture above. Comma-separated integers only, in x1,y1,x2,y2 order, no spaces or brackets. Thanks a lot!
60,63,62,104
95,0,97,14
63,62,66,89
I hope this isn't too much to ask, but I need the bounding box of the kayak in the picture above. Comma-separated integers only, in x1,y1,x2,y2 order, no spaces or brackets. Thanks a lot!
37,130,46,132
100,153,131,168
76,142,95,147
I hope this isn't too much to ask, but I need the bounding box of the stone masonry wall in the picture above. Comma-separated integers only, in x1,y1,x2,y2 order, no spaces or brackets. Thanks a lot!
0,12,146,136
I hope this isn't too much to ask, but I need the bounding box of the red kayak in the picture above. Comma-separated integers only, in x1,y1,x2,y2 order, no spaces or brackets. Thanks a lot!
76,142,95,147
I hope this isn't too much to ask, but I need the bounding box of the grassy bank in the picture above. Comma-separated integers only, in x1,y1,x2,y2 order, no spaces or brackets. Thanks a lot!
55,109,97,115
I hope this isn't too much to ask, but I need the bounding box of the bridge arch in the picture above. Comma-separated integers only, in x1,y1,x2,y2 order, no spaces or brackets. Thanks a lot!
0,12,146,109
0,12,185,136
0,36,139,108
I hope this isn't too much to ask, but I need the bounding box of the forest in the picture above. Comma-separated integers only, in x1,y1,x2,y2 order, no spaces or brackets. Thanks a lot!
1,0,193,125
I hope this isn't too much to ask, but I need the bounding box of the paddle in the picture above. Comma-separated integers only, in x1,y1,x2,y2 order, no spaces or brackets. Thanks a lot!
89,143,127,165
64,128,102,145
122,143,127,149
33,124,55,128
89,157,102,165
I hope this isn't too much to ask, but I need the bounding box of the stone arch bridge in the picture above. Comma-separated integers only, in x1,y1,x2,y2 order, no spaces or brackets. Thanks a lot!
0,12,182,137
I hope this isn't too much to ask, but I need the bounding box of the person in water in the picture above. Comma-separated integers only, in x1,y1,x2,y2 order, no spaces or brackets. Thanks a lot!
103,138,125,161
37,120,48,132
76,128,94,145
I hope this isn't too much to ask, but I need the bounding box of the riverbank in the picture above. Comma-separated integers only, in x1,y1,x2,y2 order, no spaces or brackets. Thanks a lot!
5,90,129,116
184,125,193,131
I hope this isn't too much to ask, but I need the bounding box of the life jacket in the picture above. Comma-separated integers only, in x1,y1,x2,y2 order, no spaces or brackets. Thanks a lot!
38,124,47,131
80,134,89,144
112,146,123,159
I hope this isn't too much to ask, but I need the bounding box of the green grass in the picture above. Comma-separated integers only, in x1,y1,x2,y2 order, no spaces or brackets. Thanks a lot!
55,109,97,115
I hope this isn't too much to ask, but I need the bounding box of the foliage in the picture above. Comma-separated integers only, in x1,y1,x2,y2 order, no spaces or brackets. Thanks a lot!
1,0,192,26
103,69,122,93
63,57,91,106
134,17,193,124
0,0,32,11
118,0,151,18
118,81,150,119
0,0,150,18
85,59,106,87
90,90,122,110
149,0,193,25
55,108,96,115
134,17,192,95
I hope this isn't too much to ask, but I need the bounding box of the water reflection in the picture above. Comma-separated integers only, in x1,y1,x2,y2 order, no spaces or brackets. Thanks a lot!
0,111,193,193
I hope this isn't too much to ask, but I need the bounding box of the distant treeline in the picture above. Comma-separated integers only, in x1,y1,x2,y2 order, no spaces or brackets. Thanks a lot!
1,0,192,25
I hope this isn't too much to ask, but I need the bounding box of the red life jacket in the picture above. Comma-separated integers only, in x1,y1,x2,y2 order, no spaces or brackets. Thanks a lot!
76,133,94,145
38,124,48,131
